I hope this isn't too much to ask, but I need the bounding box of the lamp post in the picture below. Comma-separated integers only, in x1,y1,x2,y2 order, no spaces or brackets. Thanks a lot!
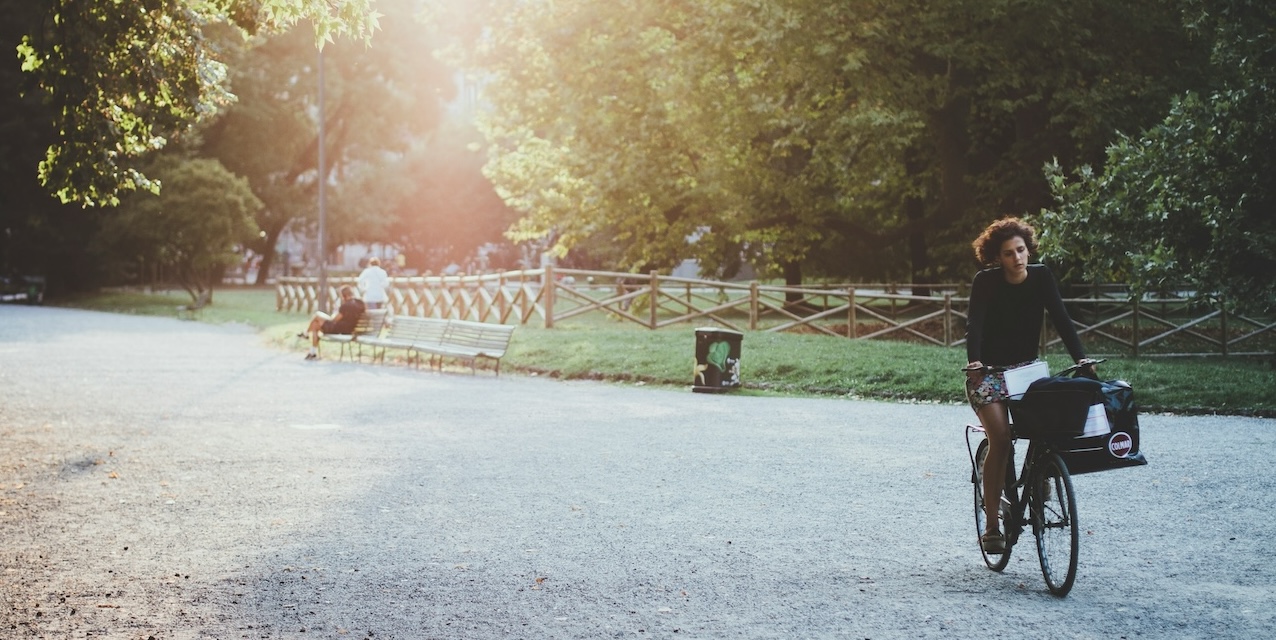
316,45,328,313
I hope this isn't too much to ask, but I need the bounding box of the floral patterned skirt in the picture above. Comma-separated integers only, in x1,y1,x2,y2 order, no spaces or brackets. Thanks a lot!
965,360,1040,410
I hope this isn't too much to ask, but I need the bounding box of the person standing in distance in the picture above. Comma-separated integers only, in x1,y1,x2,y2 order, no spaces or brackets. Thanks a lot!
358,256,390,310
963,217,1095,554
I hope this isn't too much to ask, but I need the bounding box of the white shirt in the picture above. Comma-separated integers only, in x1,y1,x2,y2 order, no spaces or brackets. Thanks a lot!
358,265,390,304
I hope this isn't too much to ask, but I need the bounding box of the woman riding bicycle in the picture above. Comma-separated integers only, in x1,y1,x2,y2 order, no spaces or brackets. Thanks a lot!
964,217,1093,554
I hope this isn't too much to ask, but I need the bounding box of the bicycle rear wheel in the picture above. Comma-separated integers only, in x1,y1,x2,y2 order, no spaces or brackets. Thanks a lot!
1031,451,1079,596
973,439,1011,571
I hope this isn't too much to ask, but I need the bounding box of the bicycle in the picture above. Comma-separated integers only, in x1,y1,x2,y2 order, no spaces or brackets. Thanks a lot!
963,359,1105,596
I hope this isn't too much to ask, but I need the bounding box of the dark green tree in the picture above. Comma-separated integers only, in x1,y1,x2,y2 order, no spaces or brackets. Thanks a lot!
16,0,380,206
95,156,262,300
432,0,1209,290
851,0,1210,286
1038,0,1276,313
1,0,103,293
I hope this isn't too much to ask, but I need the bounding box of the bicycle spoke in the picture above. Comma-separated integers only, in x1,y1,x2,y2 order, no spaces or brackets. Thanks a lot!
1032,452,1079,596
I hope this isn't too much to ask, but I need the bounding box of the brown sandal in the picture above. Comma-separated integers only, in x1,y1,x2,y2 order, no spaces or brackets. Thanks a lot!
981,532,1007,554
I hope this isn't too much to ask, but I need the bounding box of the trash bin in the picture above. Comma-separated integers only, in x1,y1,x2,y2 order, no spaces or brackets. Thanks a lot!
692,327,743,393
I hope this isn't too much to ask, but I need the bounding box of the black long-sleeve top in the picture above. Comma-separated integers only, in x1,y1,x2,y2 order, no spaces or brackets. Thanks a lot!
965,264,1086,366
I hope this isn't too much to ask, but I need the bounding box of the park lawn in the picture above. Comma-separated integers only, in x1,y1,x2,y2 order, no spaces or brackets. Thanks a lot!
52,287,1276,416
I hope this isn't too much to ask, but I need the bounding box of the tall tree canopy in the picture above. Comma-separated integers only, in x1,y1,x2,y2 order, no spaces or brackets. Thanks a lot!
433,0,1207,286
16,0,380,206
201,0,455,283
1038,0,1276,313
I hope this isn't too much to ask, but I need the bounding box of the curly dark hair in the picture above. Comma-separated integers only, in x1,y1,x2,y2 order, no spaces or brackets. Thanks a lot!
972,217,1039,266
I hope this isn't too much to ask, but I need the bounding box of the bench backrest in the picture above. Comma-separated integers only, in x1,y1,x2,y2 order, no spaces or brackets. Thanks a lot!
443,320,516,356
357,309,389,338
385,316,449,346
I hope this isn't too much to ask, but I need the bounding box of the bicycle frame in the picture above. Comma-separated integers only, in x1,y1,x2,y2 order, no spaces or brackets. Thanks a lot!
963,359,1097,595
964,425,1050,546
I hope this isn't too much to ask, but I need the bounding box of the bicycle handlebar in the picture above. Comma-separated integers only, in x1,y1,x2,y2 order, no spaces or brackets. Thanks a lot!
961,358,1106,374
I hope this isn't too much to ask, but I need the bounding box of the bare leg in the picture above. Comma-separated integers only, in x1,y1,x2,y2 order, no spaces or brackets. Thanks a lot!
976,401,1011,537
304,312,333,350
309,317,323,348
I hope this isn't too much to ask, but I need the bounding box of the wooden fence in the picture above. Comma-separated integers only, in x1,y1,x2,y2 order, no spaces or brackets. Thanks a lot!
277,267,1275,358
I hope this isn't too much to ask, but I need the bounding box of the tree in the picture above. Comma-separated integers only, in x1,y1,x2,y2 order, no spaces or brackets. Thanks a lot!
16,0,380,206
382,125,520,274
201,0,454,283
433,0,1208,290
851,0,1210,285
1038,0,1276,313
95,156,261,300
431,0,910,288
1,0,104,293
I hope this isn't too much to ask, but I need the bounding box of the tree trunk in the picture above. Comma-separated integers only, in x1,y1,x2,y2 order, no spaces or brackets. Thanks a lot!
904,145,933,298
253,224,285,286
782,259,807,310
933,95,972,225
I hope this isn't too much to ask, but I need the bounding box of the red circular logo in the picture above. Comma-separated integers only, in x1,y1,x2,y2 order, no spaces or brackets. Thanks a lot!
1109,432,1133,458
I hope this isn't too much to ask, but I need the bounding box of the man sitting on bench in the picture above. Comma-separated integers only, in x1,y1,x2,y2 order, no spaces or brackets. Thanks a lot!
299,285,365,360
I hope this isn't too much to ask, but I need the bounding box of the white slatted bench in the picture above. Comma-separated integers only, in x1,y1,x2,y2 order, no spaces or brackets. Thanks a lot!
358,316,449,366
359,317,515,375
416,320,517,376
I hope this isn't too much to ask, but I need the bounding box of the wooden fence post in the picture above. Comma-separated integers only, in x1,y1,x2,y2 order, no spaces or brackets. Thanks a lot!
511,271,520,322
944,293,952,346
750,281,759,331
497,272,507,323
849,287,857,339
649,270,659,329
1220,299,1228,357
544,264,555,329
1132,297,1140,357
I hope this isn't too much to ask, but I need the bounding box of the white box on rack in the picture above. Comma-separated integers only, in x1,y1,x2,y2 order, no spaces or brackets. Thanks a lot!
1003,361,1050,398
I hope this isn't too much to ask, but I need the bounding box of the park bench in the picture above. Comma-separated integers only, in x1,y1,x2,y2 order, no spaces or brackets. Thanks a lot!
320,308,389,362
359,316,450,367
359,316,515,375
419,319,517,376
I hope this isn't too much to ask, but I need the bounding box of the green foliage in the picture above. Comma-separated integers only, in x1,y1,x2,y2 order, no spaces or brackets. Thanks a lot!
53,287,300,331
1038,0,1276,313
433,0,1207,286
94,156,261,300
17,0,380,206
202,0,455,281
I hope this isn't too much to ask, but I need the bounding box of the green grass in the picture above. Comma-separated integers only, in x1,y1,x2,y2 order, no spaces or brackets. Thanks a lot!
52,287,308,337
51,287,1276,416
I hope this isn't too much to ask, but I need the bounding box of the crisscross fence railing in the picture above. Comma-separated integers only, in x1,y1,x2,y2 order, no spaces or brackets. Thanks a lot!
276,268,1274,357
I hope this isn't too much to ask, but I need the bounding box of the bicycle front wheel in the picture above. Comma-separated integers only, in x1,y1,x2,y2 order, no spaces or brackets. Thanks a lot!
974,439,1011,571
1031,451,1079,596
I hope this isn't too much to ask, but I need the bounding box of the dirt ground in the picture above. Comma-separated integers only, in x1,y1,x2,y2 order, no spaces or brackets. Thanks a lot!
2,305,1275,639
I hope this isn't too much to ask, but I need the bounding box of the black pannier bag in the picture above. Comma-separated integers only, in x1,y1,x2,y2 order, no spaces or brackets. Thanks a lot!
1009,376,1148,475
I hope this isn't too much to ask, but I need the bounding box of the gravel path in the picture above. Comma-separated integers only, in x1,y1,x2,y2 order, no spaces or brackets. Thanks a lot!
1,304,1274,639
